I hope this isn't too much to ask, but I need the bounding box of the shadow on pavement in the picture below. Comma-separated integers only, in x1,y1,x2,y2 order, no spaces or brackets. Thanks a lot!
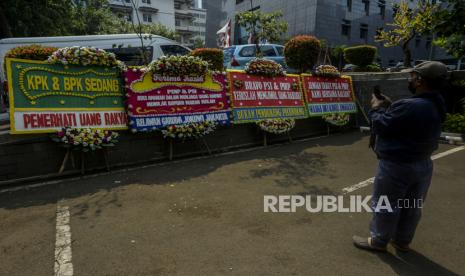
377,250,460,276
0,131,365,210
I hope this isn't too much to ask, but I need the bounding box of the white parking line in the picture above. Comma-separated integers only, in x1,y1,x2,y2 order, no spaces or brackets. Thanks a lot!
54,203,73,276
342,146,465,194
431,145,465,160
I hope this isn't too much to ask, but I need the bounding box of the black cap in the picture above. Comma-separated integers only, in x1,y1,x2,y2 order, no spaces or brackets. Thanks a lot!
402,61,449,81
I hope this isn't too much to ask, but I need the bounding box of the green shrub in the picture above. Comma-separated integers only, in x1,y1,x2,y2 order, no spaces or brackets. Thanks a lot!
353,63,383,72
5,44,58,62
443,113,465,133
343,45,377,67
190,48,224,71
284,35,321,73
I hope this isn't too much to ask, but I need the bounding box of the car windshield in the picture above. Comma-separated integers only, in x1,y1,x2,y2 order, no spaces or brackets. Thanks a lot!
160,45,190,56
105,46,153,66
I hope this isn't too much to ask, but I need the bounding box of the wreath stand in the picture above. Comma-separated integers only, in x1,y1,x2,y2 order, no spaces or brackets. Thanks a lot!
167,137,212,161
58,148,110,175
262,131,293,147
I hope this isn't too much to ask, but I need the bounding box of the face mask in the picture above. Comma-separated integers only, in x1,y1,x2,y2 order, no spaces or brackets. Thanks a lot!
408,81,417,94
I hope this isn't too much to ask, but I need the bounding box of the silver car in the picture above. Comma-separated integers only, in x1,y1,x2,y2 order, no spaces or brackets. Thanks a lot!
223,44,286,70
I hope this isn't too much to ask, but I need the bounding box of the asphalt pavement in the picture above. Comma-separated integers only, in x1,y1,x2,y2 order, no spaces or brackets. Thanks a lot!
1,132,464,275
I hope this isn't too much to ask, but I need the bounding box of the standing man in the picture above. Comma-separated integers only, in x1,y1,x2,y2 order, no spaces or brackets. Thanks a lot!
353,61,448,252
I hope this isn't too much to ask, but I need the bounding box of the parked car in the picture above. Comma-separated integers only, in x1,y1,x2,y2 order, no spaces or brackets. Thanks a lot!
342,64,357,72
0,33,191,112
223,44,286,70
0,33,191,81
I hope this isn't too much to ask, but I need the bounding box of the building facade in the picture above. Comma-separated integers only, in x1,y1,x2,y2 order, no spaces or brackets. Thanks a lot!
109,0,206,48
206,0,447,67
175,0,207,46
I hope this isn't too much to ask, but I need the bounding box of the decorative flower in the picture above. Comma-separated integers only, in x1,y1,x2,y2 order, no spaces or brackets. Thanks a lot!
244,58,285,78
322,113,350,126
161,121,217,140
47,46,119,68
234,80,244,89
314,65,341,78
148,55,209,77
51,127,119,151
257,119,295,134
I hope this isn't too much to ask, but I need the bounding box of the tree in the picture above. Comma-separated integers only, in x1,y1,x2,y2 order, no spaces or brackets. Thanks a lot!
110,21,178,41
235,10,288,56
0,0,76,38
191,38,205,49
432,0,465,59
375,1,436,67
70,0,122,35
0,0,177,41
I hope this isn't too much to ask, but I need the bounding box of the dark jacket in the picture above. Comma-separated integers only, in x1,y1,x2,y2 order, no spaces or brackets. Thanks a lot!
369,92,446,163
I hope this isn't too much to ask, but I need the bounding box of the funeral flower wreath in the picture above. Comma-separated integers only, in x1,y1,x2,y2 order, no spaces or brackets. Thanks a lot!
257,119,296,134
322,113,350,126
52,127,119,152
314,65,341,78
147,55,209,77
161,121,217,140
244,58,285,78
47,46,120,68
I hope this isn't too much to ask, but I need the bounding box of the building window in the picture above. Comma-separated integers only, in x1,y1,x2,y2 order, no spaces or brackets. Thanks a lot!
376,27,383,37
143,13,152,22
341,20,351,38
363,0,370,16
347,0,352,12
360,24,368,42
236,0,244,4
142,0,151,4
175,19,181,26
378,0,386,19
415,35,421,48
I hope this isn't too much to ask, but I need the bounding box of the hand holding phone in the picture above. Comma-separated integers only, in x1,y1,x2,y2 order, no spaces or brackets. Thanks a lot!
373,85,385,100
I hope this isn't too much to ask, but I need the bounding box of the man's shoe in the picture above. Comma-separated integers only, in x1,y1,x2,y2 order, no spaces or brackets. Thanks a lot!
352,235,387,252
391,240,410,252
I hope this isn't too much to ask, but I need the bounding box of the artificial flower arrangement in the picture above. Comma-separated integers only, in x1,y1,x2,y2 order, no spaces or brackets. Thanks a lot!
52,127,119,152
47,46,119,67
314,65,341,78
244,58,285,77
233,79,244,89
322,113,350,126
161,121,217,140
147,55,209,77
5,44,58,62
257,118,296,134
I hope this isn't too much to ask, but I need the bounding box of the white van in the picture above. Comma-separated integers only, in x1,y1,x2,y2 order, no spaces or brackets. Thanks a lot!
0,33,191,81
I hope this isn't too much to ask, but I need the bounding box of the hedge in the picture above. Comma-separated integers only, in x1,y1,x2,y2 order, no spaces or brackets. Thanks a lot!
343,45,377,67
443,113,465,133
284,35,321,73
191,48,224,71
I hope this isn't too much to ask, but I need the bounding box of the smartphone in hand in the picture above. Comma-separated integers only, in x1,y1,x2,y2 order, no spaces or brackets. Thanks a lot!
373,85,385,100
